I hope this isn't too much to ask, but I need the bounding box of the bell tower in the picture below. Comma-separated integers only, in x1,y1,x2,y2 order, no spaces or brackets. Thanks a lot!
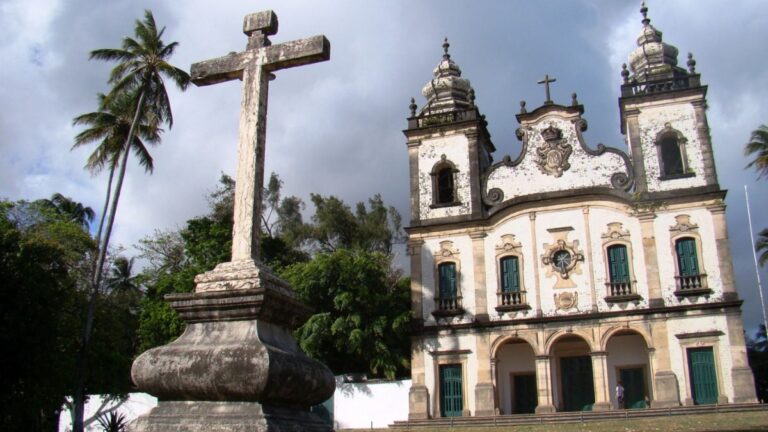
619,3,719,197
404,39,495,226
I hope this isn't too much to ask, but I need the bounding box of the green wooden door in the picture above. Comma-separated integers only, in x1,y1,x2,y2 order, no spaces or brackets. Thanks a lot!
501,256,520,292
676,238,699,277
688,347,718,405
560,356,595,411
607,245,630,283
619,367,646,409
513,373,537,414
440,364,463,417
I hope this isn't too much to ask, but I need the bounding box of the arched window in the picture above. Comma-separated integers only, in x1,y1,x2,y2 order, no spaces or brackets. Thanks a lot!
437,166,455,204
430,157,459,207
655,125,690,178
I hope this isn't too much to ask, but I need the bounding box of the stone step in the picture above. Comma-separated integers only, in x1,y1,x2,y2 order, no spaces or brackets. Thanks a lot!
390,403,768,428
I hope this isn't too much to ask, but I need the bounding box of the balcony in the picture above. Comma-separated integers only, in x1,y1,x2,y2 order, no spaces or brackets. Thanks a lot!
620,74,701,98
495,290,530,313
407,109,479,130
432,296,464,318
604,281,641,303
674,274,711,297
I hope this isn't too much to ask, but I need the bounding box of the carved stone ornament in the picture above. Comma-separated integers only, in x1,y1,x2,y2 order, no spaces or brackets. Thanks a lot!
535,124,572,177
670,214,699,234
435,240,460,259
601,222,631,241
555,291,579,311
495,234,522,255
542,239,584,280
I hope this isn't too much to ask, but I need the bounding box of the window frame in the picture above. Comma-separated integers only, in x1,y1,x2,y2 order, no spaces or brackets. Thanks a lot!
668,215,710,297
654,124,694,180
600,222,640,303
494,234,530,312
432,240,464,318
430,156,461,208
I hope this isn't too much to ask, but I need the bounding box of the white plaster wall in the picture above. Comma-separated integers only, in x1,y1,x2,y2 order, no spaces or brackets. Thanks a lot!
588,207,650,312
484,215,537,320
666,315,734,403
652,208,724,306
418,134,472,220
485,115,626,201
333,379,411,428
421,235,475,324
422,333,478,417
495,342,537,414
605,334,651,408
637,102,708,192
535,209,592,316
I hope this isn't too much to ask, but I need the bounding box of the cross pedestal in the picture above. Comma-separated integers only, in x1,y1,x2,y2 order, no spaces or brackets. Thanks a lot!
128,11,334,432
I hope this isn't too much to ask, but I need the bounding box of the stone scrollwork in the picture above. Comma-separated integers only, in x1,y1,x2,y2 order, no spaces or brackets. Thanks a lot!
536,124,573,177
487,188,504,204
555,291,579,311
542,239,584,280
670,214,699,234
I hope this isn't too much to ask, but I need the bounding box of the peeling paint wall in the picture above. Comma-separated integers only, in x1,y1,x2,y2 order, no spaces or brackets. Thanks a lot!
418,134,472,220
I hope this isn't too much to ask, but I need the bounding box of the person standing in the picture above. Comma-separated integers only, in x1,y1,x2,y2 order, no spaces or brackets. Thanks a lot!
616,381,625,409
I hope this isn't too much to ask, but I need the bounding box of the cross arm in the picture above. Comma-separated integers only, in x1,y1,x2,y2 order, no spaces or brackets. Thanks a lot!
263,35,330,72
190,51,252,86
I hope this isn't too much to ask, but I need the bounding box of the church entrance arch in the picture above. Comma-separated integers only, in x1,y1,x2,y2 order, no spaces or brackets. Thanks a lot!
494,338,537,415
550,334,594,411
606,330,651,409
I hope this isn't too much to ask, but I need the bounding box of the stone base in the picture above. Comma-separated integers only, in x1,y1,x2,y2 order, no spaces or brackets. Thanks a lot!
592,401,611,411
732,366,759,403
652,370,681,408
408,385,430,420
474,382,495,416
535,404,556,414
127,401,331,432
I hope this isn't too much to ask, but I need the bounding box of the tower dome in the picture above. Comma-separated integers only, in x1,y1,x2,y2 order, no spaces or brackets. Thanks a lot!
627,3,687,82
420,38,475,115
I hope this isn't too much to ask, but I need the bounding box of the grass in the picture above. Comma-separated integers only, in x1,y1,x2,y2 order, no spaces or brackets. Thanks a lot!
339,411,768,432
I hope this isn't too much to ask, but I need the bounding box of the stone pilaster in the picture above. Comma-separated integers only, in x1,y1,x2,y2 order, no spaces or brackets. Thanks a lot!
590,351,611,411
408,340,431,419
582,207,598,312
534,355,556,413
638,212,663,307
466,132,484,219
529,212,542,316
692,100,719,187
407,140,421,223
407,239,425,321
649,319,681,408
474,331,495,416
708,204,738,300
470,231,489,322
624,109,647,193
726,311,758,403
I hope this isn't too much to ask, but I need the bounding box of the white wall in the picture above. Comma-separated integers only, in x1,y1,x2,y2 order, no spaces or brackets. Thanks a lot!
418,134,472,220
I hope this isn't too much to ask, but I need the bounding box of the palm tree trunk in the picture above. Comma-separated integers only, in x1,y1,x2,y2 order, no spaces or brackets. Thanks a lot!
72,89,146,432
94,164,115,248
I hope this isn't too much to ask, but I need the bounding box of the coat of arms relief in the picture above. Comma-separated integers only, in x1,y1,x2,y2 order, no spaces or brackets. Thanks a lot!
535,124,572,177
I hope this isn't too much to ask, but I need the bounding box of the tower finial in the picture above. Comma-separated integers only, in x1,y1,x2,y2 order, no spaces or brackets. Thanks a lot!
442,37,450,60
640,2,650,25
409,97,417,117
687,52,697,74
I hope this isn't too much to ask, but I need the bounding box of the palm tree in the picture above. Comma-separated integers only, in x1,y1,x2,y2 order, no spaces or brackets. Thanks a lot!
42,193,96,228
72,90,160,245
745,124,768,178
756,228,768,267
72,10,189,432
105,256,139,293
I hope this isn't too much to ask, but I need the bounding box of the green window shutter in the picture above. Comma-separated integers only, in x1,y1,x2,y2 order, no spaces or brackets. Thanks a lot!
501,256,520,292
676,238,699,277
439,263,457,299
440,364,463,417
607,245,629,283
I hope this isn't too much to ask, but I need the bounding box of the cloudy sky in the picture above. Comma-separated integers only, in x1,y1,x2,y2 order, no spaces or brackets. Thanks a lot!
2,0,767,331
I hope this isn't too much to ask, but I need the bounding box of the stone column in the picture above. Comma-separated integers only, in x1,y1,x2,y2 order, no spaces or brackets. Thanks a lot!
474,331,495,416
649,320,681,408
709,204,738,300
470,231,489,322
534,355,556,413
590,351,611,411
638,212,663,307
408,339,431,419
726,311,758,403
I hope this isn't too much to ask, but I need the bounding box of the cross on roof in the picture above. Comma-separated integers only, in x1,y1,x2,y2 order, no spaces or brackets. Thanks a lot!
537,74,557,105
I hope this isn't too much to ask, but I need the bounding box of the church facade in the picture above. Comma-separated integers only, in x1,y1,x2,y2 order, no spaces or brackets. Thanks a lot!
404,6,757,418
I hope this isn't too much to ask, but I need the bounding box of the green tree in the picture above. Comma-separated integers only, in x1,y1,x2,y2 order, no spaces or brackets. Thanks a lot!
73,11,190,431
745,124,768,179
756,228,768,268
284,250,410,379
41,193,96,229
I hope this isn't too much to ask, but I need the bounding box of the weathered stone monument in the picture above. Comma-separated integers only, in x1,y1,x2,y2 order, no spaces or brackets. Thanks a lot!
128,10,334,431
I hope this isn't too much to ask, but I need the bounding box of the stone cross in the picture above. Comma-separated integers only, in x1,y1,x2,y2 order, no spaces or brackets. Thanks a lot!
190,11,330,262
537,74,557,105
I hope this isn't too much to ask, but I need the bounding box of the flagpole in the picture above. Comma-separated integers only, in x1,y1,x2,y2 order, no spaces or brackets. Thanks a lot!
745,184,768,334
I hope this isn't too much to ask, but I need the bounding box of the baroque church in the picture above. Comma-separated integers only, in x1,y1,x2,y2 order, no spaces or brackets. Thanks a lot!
403,5,757,418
